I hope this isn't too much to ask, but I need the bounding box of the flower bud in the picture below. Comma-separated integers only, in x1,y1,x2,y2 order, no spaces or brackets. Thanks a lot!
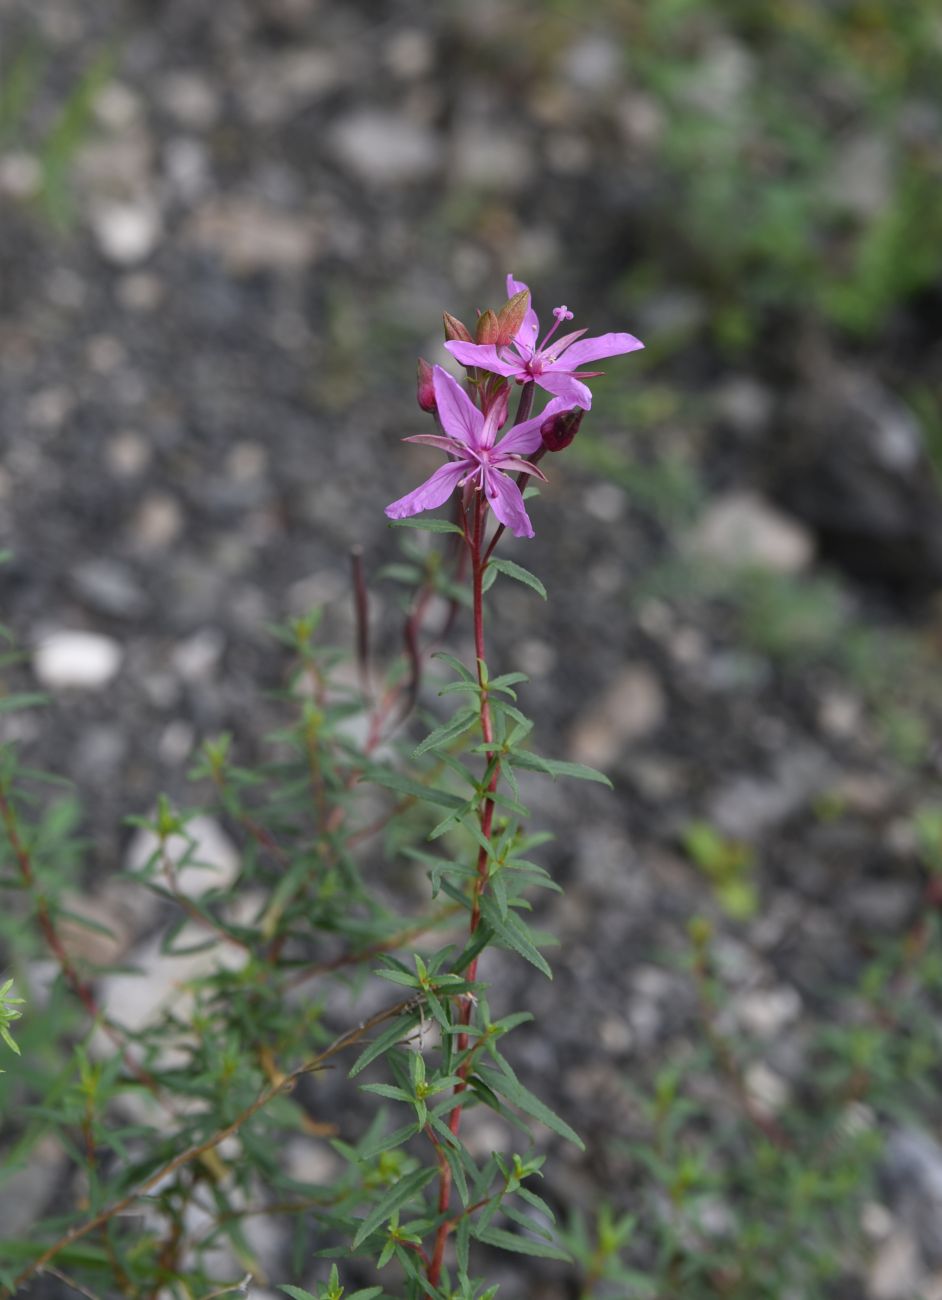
475,308,499,344
443,311,473,343
540,406,584,453
496,288,530,345
416,357,436,413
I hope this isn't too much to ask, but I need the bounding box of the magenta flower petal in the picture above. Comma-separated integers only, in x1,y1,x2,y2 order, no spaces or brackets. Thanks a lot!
485,469,534,539
385,460,467,520
432,365,485,445
495,455,547,481
494,405,560,457
444,341,521,377
536,369,593,409
559,332,645,368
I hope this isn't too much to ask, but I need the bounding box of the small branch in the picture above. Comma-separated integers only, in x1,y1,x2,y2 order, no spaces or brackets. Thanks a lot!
351,545,372,702
4,997,418,1297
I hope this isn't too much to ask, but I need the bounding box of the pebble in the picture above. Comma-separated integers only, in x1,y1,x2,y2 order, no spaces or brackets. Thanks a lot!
686,490,814,574
90,200,162,265
452,125,534,191
131,492,184,551
186,198,320,272
329,109,441,185
171,627,225,682
568,664,666,768
106,430,152,478
71,558,148,618
33,630,123,691
743,1061,790,1115
734,985,802,1039
868,1228,923,1300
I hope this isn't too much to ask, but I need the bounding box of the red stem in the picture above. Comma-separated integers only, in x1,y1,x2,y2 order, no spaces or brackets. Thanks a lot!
427,494,501,1288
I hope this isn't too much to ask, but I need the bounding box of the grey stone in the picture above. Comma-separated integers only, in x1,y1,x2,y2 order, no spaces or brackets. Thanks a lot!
709,745,831,839
71,558,148,618
329,109,441,185
687,490,815,574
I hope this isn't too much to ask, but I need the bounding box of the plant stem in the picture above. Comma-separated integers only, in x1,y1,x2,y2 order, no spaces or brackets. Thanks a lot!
428,494,502,1287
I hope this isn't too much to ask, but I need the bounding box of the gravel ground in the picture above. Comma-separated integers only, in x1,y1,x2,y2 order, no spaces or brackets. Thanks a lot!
3,2,942,1296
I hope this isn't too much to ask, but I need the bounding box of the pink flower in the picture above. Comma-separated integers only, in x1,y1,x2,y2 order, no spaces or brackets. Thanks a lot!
444,274,644,409
385,365,556,539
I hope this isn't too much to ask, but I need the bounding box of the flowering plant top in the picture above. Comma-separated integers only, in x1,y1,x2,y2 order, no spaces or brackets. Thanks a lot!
386,275,643,538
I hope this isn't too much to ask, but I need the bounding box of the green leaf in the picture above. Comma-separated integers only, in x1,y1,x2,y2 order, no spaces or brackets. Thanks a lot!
279,1288,317,1300
486,559,547,600
509,752,612,788
353,1166,438,1248
477,897,552,978
390,517,463,535
432,651,475,682
413,708,478,758
477,1063,584,1149
366,769,465,811
357,1120,421,1162
0,693,46,714
473,1224,571,1261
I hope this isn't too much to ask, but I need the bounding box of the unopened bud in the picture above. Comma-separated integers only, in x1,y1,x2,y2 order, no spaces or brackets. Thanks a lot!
416,358,436,413
540,406,584,453
443,311,472,344
475,308,499,345
496,288,530,345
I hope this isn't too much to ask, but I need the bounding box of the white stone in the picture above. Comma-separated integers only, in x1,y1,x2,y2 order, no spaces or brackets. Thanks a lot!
90,199,161,265
744,1061,790,1115
329,110,441,185
186,198,320,272
125,814,240,899
33,630,123,691
868,1228,922,1300
734,985,802,1039
687,490,814,574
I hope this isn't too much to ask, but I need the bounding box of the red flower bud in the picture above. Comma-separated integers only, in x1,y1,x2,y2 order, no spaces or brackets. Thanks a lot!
416,357,436,413
540,406,584,453
475,308,499,344
443,311,473,344
496,288,530,345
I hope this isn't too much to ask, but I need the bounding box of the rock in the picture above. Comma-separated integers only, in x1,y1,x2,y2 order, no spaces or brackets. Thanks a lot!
686,490,814,574
712,375,773,438
743,1061,790,1116
708,745,831,839
71,558,148,618
568,664,666,767
882,1129,942,1265
131,492,184,551
868,1228,923,1300
0,1136,66,1236
825,131,891,220
452,125,534,191
734,985,802,1039
90,200,161,265
106,431,151,478
329,109,441,185
171,627,226,683
125,814,240,899
561,34,623,95
33,630,123,691
772,365,942,590
186,198,320,273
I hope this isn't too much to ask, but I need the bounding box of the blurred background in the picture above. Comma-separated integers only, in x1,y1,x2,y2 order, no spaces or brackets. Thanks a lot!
2,0,942,1295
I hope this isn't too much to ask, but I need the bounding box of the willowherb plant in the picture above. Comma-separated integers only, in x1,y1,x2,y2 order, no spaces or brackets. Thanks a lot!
0,276,642,1299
